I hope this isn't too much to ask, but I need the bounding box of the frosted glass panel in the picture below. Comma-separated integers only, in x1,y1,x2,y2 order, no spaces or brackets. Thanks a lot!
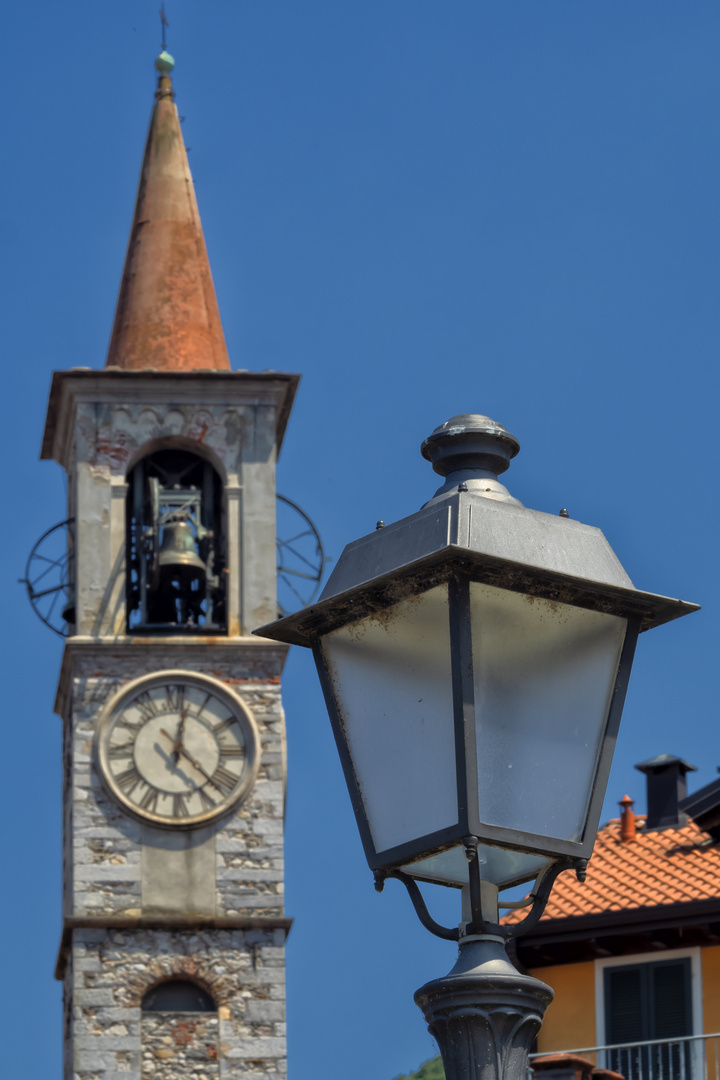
402,844,547,888
322,585,456,853
470,582,626,842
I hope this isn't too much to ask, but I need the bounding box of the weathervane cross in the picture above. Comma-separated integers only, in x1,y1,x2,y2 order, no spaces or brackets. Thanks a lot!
160,3,169,51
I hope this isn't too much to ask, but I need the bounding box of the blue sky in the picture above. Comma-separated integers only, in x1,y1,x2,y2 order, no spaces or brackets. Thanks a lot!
1,3,719,1078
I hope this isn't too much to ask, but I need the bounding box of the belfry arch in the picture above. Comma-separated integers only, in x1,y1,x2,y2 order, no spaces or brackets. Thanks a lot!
126,446,227,632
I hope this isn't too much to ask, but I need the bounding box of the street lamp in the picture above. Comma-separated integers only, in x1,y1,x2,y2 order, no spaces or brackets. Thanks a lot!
258,414,698,1080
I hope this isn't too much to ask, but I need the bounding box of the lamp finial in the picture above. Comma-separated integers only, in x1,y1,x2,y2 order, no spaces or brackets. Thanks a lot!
421,414,522,506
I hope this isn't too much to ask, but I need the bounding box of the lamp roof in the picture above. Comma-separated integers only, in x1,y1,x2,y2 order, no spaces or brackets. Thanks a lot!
256,414,699,646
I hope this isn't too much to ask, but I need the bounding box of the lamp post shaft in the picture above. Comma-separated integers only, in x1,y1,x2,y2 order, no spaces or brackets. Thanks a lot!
415,939,553,1080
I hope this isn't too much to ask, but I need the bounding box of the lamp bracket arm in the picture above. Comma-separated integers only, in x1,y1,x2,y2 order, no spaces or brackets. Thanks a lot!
504,857,577,941
374,870,460,942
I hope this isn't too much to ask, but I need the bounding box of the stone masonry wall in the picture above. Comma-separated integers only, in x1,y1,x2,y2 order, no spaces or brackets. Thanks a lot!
142,1013,219,1080
69,927,286,1080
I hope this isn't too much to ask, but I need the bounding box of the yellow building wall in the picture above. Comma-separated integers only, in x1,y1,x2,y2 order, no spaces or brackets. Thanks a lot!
529,962,596,1053
702,946,720,1034
530,945,720,1055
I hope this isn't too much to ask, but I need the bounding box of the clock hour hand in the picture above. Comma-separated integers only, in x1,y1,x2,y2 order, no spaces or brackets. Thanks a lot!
159,727,217,789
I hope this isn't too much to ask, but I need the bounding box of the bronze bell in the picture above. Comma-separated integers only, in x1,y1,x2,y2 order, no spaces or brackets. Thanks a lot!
157,520,206,580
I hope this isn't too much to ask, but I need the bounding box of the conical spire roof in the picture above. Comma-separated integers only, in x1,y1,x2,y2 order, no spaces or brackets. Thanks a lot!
106,56,230,371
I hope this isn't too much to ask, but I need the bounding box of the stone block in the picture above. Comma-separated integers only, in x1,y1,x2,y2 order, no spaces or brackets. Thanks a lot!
216,867,283,883
75,989,117,1007
75,958,102,973
222,1038,286,1059
75,864,142,882
251,820,283,836
75,1050,122,1070
245,1002,285,1023
85,1073,140,1080
75,1035,139,1051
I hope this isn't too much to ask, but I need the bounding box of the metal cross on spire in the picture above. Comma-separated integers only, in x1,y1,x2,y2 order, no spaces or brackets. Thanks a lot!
160,3,169,51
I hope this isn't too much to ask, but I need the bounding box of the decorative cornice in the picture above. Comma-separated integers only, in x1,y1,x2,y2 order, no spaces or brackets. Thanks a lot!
41,369,300,466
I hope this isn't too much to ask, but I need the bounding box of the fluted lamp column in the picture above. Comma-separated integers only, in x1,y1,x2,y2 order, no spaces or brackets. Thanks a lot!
256,414,698,1080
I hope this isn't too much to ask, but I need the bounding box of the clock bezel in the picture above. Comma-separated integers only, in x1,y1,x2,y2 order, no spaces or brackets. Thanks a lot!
95,669,261,830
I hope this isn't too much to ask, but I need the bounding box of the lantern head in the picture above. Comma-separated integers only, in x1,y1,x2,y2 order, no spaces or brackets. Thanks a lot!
257,415,698,891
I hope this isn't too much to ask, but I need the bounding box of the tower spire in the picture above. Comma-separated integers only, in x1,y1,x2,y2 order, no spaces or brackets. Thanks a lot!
105,50,231,372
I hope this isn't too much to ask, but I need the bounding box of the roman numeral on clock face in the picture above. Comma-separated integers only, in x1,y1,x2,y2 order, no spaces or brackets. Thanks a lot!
135,693,158,722
115,765,141,795
166,685,185,713
117,718,142,734
139,786,159,813
108,742,135,759
198,787,217,811
219,744,245,759
212,717,235,735
211,765,237,795
173,793,189,817
196,693,212,718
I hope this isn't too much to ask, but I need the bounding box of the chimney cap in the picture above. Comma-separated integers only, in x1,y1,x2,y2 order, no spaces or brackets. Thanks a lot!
635,753,697,776
636,754,697,831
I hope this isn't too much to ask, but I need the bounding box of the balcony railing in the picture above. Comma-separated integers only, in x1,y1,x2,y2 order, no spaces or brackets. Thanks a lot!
531,1034,720,1080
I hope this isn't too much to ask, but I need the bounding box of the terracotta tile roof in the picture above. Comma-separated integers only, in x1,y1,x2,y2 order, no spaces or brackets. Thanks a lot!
504,816,720,924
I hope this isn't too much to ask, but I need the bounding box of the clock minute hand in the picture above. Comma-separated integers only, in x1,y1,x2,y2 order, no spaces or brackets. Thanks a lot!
172,705,189,762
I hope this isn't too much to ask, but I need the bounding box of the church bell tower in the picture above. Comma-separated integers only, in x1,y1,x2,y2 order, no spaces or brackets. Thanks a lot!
41,50,296,1080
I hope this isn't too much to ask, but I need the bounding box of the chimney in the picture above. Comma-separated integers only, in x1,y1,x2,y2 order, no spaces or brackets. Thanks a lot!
635,754,697,831
619,795,636,842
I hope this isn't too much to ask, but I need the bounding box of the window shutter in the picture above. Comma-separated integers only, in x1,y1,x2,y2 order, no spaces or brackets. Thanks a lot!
606,967,646,1044
651,960,692,1040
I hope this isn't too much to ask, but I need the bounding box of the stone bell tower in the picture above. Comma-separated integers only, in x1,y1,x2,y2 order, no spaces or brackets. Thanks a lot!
42,50,295,1080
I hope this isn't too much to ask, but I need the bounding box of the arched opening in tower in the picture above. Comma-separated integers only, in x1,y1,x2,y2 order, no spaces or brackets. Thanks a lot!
126,448,227,632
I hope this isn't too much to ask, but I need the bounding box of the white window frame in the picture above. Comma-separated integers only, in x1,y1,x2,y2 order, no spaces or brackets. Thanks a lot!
594,947,704,1073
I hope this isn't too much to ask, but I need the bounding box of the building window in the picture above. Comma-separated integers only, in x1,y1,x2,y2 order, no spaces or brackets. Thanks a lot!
604,958,692,1080
127,448,227,632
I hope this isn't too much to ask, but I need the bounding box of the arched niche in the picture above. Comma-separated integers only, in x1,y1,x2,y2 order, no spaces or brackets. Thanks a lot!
141,978,217,1013
126,446,227,632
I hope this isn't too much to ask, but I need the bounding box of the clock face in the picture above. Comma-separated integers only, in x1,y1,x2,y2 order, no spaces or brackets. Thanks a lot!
96,672,260,828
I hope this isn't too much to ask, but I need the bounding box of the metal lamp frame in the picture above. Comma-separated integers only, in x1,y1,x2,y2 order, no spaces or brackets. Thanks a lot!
309,560,642,890
260,531,692,882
